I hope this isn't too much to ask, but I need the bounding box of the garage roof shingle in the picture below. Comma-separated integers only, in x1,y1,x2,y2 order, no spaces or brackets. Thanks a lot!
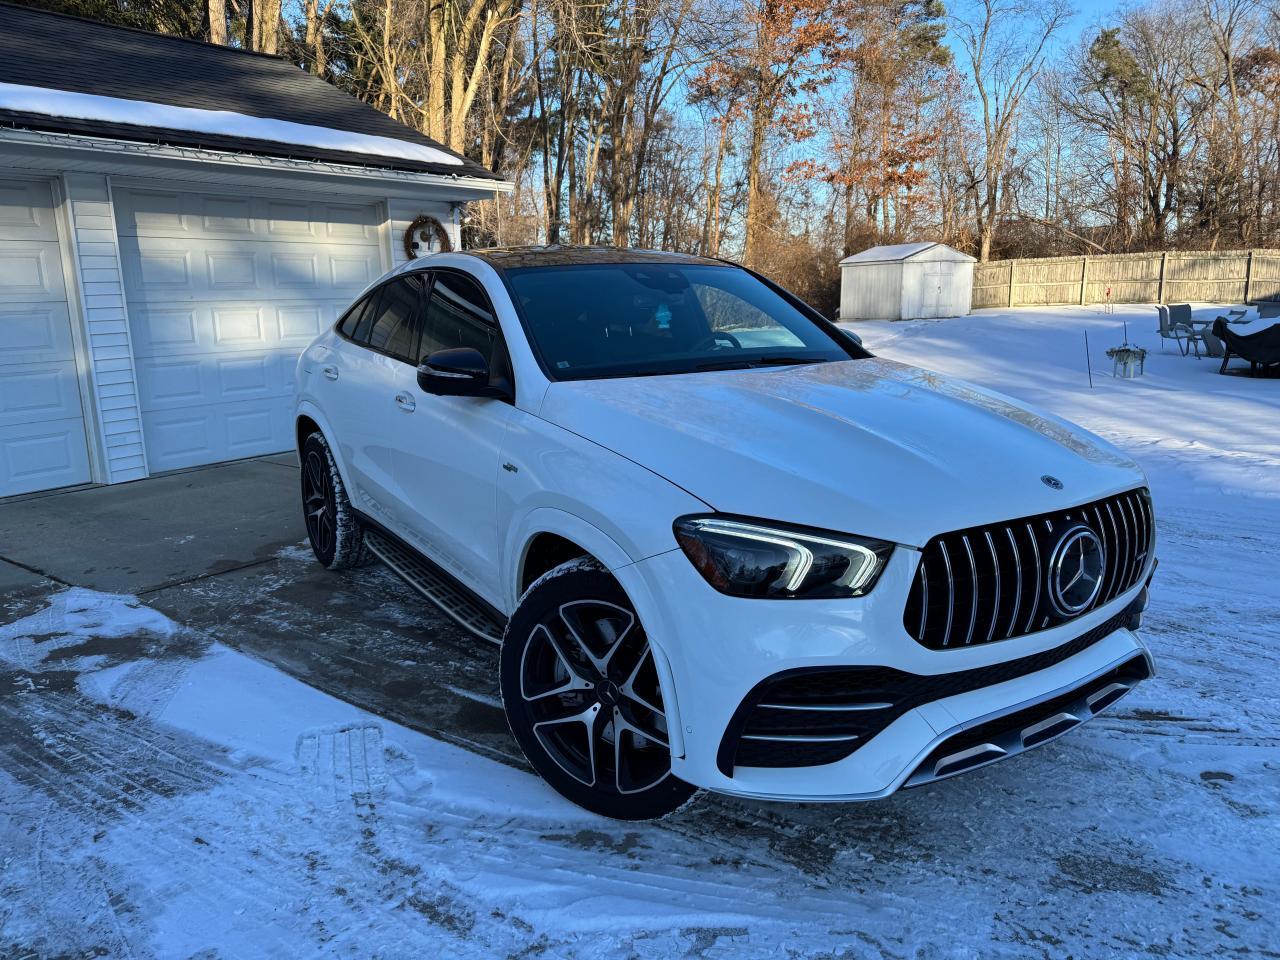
0,2,502,181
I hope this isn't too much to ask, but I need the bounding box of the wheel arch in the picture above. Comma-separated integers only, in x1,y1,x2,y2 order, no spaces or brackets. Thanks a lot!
294,402,355,493
504,508,634,613
505,509,687,761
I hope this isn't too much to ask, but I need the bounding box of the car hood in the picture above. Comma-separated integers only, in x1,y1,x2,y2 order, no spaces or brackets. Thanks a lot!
538,358,1144,547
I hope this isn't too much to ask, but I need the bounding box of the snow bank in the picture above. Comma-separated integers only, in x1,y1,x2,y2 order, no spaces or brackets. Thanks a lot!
0,81,463,167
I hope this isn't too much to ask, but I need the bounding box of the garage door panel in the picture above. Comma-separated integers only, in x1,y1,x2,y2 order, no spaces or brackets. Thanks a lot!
277,304,328,345
265,200,319,239
0,180,60,241
142,397,293,472
122,236,379,302
120,238,193,295
271,252,320,289
130,300,352,357
0,302,75,365
0,240,69,302
329,252,380,288
136,358,205,409
135,349,296,411
143,410,214,469
319,203,381,242
208,250,258,290
0,362,83,427
201,196,256,236
212,305,266,345
217,353,276,400
117,189,381,244
0,419,92,495
114,189,188,235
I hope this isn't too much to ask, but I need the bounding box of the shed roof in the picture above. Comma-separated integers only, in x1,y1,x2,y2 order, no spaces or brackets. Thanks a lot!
0,2,502,181
839,242,976,265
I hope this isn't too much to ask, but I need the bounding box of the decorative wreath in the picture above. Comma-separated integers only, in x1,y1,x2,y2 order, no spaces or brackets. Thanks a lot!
403,214,452,260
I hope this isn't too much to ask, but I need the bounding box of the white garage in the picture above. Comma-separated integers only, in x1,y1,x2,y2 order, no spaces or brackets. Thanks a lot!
0,177,92,495
116,188,384,472
0,4,509,498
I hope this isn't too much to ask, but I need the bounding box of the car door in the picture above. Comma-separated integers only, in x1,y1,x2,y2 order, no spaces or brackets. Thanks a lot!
324,274,427,529
394,269,516,606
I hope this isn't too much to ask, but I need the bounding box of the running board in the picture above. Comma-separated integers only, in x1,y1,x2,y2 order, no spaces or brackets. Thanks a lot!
364,529,506,645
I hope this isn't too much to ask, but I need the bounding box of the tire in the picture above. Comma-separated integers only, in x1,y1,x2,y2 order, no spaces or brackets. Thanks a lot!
500,560,698,820
300,431,367,570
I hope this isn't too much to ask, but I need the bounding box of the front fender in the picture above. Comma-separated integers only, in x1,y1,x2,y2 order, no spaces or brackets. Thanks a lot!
501,508,690,760
294,400,356,495
504,507,635,608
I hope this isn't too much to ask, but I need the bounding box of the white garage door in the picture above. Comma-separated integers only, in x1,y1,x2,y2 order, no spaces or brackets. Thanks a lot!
116,188,384,472
0,178,92,497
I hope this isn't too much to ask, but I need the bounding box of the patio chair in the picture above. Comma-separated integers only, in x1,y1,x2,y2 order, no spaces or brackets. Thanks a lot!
1213,317,1280,377
1158,304,1203,357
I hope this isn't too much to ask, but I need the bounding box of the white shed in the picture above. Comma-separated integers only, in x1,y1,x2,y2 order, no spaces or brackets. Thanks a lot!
839,242,975,321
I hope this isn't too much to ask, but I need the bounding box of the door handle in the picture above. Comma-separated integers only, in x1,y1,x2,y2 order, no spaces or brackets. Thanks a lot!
395,392,416,412
321,364,339,381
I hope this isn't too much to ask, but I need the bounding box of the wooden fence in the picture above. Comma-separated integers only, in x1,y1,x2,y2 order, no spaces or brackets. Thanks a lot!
971,249,1280,310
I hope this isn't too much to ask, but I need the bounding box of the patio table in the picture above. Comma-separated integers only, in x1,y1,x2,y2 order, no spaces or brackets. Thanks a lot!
1199,313,1280,360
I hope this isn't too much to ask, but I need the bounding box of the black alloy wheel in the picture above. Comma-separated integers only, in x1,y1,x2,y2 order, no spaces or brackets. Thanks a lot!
300,432,366,569
501,563,697,820
302,446,337,560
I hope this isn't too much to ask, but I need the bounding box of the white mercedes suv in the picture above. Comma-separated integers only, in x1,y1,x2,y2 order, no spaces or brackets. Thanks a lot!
294,246,1157,820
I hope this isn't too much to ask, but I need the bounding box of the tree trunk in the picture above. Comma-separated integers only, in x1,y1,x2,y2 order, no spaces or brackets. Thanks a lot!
304,0,331,76
426,0,447,142
252,0,281,54
743,105,770,268
208,0,227,44
702,121,728,257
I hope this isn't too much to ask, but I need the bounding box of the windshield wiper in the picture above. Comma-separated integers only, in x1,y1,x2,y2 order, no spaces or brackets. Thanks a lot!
751,356,824,366
694,356,823,372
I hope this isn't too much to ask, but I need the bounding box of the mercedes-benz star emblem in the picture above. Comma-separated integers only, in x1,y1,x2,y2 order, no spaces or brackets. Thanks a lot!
1041,475,1064,490
1048,525,1105,615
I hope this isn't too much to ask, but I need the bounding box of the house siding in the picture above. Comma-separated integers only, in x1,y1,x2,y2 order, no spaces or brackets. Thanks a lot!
388,197,459,267
61,172,148,483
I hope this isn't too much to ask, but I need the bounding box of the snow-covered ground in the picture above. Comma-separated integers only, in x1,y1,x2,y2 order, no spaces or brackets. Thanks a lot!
1,305,1277,958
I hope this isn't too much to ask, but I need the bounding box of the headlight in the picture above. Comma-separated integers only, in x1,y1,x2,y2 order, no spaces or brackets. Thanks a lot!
673,515,893,599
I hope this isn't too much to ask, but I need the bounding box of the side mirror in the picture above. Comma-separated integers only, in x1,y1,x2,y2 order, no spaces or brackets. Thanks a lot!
417,347,508,399
840,327,863,348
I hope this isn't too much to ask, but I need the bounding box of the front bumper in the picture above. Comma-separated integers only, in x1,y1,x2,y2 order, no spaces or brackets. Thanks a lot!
616,545,1154,801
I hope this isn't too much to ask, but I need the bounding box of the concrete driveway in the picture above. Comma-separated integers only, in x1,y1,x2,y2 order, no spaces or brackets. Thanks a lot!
0,455,517,765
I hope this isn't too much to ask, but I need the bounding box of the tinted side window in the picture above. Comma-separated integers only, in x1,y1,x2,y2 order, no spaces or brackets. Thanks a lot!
351,287,382,344
422,271,498,361
366,275,426,363
339,293,376,341
423,273,513,397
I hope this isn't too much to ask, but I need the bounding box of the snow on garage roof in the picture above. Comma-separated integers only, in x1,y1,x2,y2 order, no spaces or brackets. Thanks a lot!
0,83,463,169
839,242,976,265
0,2,502,181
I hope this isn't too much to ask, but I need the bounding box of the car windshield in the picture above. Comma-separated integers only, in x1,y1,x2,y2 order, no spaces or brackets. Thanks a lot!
502,262,857,381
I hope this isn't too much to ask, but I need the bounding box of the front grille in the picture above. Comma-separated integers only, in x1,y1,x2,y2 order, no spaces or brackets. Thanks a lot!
903,487,1154,650
718,605,1135,774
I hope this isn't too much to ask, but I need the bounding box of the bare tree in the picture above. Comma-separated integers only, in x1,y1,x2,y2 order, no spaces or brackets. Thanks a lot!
951,0,1070,260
